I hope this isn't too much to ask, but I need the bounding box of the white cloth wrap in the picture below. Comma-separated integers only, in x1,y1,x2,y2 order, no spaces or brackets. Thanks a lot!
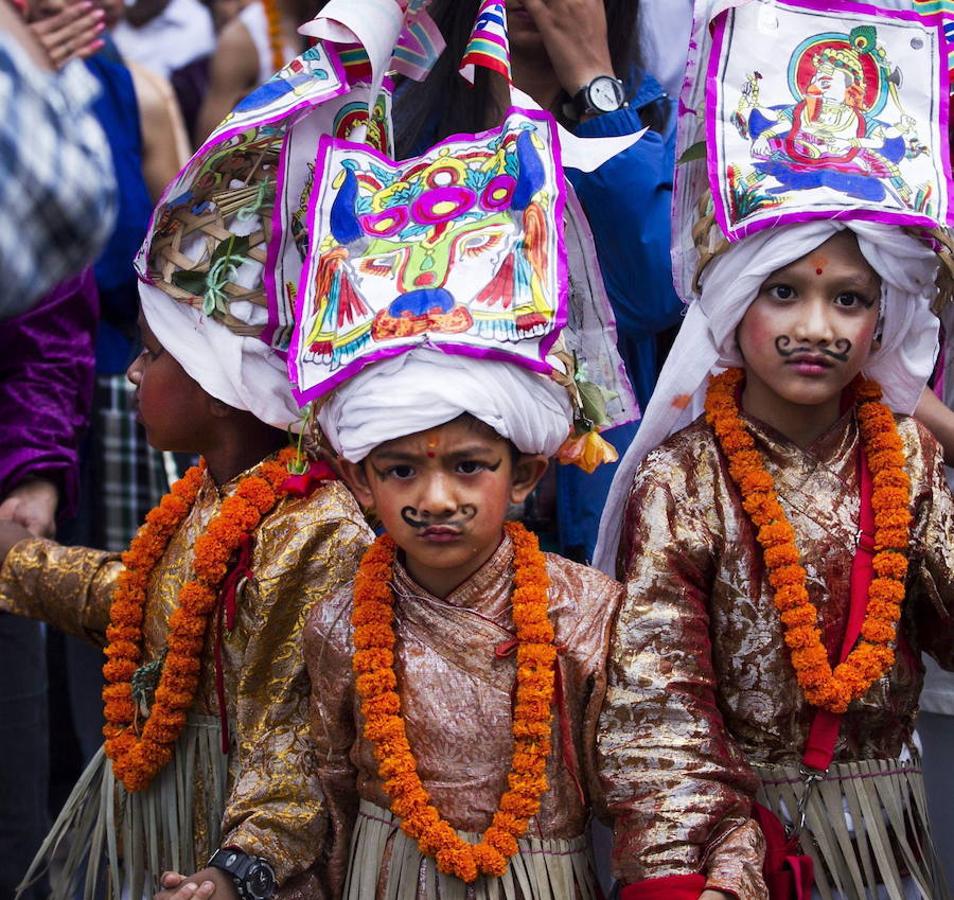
594,221,940,573
316,348,573,462
140,282,303,432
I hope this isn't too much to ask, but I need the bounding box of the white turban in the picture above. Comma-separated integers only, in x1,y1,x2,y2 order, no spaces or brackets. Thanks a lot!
140,282,303,432
594,220,940,573
317,347,573,462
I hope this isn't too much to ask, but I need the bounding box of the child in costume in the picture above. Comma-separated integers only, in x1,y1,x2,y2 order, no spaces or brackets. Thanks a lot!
304,349,766,899
281,8,765,888
595,2,954,898
303,347,626,899
0,115,373,899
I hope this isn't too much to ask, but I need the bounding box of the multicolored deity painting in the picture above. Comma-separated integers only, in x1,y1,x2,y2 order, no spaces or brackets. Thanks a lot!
708,0,953,239
289,109,566,401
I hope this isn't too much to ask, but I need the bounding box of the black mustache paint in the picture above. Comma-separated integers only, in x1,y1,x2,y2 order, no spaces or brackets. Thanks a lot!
401,505,477,529
774,335,852,363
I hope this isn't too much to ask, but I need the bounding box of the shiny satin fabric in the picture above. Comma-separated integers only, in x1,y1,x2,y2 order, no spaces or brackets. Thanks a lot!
0,466,373,892
602,410,954,895
304,534,624,899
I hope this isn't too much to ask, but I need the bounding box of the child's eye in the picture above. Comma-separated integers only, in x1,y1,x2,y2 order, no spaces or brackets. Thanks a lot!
834,291,873,309
456,460,486,475
767,284,795,301
388,465,415,479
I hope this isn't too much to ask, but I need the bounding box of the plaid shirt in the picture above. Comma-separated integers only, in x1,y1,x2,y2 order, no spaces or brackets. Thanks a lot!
0,33,116,318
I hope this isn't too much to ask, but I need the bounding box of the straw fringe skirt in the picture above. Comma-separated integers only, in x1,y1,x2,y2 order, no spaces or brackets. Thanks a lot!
753,756,950,900
19,715,228,900
344,800,599,900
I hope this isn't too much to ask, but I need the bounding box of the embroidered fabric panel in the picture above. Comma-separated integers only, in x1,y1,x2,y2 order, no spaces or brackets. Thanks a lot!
707,0,953,240
289,107,568,402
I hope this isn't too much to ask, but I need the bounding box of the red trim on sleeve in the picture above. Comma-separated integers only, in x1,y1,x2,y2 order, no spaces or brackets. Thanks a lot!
619,874,707,900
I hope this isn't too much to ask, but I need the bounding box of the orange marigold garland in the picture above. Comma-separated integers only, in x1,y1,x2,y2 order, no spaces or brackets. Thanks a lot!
352,521,555,883
263,0,285,74
704,368,911,714
102,447,298,792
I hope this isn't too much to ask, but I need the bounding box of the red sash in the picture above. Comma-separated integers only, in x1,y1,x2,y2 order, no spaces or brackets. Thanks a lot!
757,446,876,900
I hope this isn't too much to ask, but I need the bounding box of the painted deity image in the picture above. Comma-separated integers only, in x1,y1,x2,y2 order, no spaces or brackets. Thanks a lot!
710,0,951,236
290,110,565,399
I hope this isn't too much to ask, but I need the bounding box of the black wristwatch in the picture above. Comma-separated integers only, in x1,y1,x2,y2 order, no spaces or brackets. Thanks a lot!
568,74,627,120
208,848,276,900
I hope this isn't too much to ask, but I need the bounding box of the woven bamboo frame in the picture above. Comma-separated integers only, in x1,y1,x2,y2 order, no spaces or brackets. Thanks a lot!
147,146,280,338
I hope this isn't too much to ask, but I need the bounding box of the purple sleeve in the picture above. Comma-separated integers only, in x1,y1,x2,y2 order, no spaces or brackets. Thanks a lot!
0,269,99,518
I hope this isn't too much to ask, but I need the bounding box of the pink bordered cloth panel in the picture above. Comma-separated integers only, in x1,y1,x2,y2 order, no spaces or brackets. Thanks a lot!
706,0,954,241
288,106,569,403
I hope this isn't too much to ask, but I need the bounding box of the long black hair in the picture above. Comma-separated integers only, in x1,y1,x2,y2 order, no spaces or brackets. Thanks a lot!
395,0,655,159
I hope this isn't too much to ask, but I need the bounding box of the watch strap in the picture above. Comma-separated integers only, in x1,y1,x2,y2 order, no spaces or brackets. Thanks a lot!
208,848,276,900
569,75,626,120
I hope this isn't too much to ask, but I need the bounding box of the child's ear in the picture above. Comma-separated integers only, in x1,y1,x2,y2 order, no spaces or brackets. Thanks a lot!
340,459,376,509
509,454,549,504
207,395,233,419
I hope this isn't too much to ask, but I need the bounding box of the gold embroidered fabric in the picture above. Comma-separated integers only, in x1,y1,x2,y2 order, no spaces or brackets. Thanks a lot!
304,535,624,899
601,410,954,895
0,467,373,888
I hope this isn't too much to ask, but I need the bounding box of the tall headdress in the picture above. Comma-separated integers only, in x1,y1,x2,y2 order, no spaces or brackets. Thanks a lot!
136,0,641,467
595,0,954,571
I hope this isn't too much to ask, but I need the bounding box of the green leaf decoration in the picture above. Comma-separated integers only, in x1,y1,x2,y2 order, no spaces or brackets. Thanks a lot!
678,140,707,164
209,233,250,268
577,380,611,429
171,270,209,296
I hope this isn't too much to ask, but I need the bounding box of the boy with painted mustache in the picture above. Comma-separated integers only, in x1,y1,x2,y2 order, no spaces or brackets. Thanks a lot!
594,1,954,896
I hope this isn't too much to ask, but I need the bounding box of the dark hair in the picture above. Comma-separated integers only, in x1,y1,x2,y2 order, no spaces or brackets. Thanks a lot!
395,0,648,159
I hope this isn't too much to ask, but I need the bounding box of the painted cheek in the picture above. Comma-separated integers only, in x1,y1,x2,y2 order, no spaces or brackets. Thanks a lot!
739,306,776,355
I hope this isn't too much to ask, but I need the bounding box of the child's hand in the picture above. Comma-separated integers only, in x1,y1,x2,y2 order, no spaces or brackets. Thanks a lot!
154,869,237,900
0,478,58,538
0,520,33,568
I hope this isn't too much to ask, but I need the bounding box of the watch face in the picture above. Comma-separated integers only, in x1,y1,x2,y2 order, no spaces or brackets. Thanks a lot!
587,77,623,113
246,862,276,900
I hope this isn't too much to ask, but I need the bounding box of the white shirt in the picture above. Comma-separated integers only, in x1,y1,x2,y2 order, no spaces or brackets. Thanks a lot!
113,0,215,79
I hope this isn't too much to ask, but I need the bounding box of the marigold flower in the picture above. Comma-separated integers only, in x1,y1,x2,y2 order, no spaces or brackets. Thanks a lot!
353,623,395,650
99,451,299,792
473,843,508,877
351,521,553,880
356,669,398,697
486,825,519,857
704,369,909,716
353,648,395,674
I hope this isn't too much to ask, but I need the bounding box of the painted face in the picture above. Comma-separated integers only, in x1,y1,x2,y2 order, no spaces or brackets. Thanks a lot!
345,417,543,598
736,230,881,411
810,65,850,104
127,315,216,453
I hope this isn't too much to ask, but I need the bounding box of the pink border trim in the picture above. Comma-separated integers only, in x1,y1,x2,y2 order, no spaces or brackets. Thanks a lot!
262,132,294,350
136,42,349,290
705,0,954,241
287,105,569,404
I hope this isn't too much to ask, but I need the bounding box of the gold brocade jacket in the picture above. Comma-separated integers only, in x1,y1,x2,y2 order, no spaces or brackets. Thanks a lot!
303,535,624,898
601,411,954,890
0,467,373,890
